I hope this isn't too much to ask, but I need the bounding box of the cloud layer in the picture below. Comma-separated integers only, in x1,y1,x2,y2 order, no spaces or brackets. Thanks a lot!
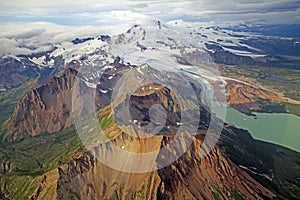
0,0,299,28
0,0,299,56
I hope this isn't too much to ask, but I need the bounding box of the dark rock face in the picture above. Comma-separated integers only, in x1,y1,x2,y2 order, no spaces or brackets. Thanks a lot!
204,42,256,66
0,57,39,90
72,37,93,45
4,68,77,141
98,35,111,42
128,85,180,128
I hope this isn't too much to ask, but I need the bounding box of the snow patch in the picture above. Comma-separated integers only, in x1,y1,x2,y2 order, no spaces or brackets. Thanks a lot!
84,81,97,89
100,89,108,93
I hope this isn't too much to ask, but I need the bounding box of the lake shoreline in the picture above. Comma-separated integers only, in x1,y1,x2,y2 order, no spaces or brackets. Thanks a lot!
222,107,300,152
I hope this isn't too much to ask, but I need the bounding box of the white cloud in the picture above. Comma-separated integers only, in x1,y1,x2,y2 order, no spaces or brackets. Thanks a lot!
0,0,299,27
0,37,52,56
0,21,133,56
0,22,73,37
0,38,18,55
7,29,46,39
0,0,299,49
97,10,155,25
0,0,299,56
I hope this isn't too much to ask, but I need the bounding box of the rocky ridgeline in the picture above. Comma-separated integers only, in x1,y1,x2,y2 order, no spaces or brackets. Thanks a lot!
3,68,77,141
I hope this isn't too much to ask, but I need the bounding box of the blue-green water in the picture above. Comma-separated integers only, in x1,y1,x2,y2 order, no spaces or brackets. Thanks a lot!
224,107,300,152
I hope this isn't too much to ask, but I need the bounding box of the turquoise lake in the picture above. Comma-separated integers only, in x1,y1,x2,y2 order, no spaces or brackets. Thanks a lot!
223,107,300,152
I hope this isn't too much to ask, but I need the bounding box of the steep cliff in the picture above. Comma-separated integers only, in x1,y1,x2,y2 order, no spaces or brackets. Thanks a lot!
3,68,76,141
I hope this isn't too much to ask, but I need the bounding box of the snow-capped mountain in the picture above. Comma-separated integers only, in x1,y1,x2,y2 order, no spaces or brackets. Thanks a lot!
0,21,299,91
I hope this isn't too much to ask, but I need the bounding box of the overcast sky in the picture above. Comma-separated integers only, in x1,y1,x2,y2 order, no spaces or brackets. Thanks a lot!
0,0,299,56
0,0,299,29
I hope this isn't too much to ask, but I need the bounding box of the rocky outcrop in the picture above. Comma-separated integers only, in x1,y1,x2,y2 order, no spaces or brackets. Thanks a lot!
0,57,40,90
4,68,76,141
118,83,181,132
226,80,284,115
227,80,283,105
53,130,275,200
30,170,60,200
157,136,275,200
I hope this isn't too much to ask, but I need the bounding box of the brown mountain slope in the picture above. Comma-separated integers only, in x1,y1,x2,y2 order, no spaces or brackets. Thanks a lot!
29,133,275,200
3,68,76,141
227,79,283,105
